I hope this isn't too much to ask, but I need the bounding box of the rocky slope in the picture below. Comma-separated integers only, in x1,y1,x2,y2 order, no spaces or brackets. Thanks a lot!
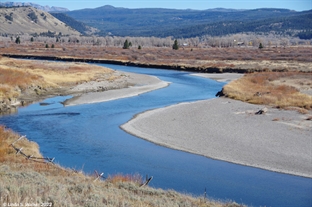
0,6,79,35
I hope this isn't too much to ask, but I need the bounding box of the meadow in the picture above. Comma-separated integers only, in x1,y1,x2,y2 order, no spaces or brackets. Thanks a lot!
1,42,312,73
0,55,121,113
223,71,312,110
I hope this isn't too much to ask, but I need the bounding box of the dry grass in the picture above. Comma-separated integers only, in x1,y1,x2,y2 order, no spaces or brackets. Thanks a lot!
1,43,312,73
0,126,243,207
0,66,44,99
0,57,115,102
223,72,312,109
107,173,143,185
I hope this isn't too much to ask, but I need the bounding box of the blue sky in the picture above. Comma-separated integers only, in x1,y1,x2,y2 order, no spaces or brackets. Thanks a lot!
3,0,312,11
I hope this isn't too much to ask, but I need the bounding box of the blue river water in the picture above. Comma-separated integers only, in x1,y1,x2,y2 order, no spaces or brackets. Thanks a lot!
0,63,311,207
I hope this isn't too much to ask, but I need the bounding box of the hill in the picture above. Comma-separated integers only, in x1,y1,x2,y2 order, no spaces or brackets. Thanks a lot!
0,2,69,12
0,7,80,36
50,12,98,35
157,10,312,38
64,6,311,37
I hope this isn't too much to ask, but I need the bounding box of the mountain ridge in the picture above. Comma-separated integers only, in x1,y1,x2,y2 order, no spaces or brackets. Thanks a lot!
63,5,309,37
0,3,311,39
0,2,69,12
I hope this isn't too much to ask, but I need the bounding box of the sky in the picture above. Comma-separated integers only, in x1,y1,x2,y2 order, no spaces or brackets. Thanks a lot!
3,0,312,11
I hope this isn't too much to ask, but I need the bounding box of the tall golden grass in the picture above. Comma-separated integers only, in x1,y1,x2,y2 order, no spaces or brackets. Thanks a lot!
223,72,312,109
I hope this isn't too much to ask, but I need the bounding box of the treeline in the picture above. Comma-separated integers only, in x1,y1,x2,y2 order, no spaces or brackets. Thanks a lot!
1,33,310,48
297,30,312,39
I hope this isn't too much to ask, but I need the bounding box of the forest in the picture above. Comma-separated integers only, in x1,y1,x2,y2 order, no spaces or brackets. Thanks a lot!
62,6,312,38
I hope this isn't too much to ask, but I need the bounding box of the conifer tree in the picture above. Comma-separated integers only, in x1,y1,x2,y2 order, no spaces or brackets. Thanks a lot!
123,39,130,49
172,39,179,50
259,43,264,49
15,37,20,44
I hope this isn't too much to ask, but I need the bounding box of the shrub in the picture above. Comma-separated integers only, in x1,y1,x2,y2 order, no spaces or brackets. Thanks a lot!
27,11,38,23
5,14,13,21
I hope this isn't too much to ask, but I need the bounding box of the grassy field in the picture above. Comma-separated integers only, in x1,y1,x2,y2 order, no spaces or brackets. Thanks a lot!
223,71,312,110
0,126,242,207
0,56,116,99
0,55,123,114
1,42,312,73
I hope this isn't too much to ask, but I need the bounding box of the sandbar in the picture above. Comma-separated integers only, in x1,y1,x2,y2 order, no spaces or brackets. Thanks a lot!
65,71,169,106
122,74,312,178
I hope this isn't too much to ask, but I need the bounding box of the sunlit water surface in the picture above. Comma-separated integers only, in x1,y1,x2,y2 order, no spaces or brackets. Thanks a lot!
1,64,311,207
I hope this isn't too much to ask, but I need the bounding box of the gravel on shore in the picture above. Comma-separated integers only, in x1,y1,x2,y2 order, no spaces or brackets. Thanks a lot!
64,71,169,106
121,73,312,178
121,97,312,178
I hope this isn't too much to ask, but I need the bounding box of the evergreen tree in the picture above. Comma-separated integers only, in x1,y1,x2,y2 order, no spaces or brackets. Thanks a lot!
123,39,130,49
51,44,55,48
30,37,34,42
259,43,264,49
172,39,179,50
45,44,49,48
15,37,20,44
138,45,142,50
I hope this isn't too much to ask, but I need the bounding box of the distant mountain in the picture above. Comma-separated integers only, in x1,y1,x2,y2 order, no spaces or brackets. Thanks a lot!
154,10,312,38
0,7,80,35
1,3,311,38
63,6,310,37
0,2,69,12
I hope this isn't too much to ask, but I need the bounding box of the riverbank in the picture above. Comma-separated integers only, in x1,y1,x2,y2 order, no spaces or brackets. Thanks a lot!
122,97,312,178
121,73,312,178
0,57,168,113
0,126,234,207
64,72,169,106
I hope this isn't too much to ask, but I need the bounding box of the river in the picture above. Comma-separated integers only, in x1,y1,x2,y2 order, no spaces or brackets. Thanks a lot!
0,63,311,207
